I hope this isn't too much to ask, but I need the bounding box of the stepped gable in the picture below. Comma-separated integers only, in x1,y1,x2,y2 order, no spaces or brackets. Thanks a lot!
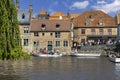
30,20,70,32
73,10,117,27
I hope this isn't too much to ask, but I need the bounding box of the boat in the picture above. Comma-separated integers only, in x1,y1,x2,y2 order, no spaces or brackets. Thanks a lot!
32,52,62,57
109,54,120,63
70,52,101,57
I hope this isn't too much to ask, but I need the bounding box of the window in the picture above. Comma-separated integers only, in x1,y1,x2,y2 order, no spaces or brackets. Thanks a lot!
81,29,85,35
42,32,45,36
56,41,60,47
63,40,68,47
91,29,96,35
50,33,53,36
89,15,92,19
34,41,39,48
99,18,103,26
24,27,29,34
48,41,52,45
41,24,46,28
99,29,103,35
22,13,25,19
59,16,62,20
108,29,112,35
24,39,28,46
85,19,91,26
55,32,60,38
56,24,60,28
34,32,39,36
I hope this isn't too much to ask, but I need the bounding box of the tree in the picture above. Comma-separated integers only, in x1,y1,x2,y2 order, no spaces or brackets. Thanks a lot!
0,0,29,60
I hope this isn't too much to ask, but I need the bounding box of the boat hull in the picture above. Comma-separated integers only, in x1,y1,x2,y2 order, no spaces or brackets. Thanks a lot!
32,53,62,57
70,53,101,57
109,55,120,63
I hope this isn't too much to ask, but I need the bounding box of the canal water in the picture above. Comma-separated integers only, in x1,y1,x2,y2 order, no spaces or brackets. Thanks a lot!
0,56,120,80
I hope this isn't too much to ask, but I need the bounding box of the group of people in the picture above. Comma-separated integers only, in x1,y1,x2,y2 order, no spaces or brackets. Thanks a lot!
40,48,60,55
80,39,117,46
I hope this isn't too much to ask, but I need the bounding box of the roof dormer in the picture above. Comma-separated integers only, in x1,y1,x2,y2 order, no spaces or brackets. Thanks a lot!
41,24,46,30
99,18,103,26
56,24,60,29
22,13,25,19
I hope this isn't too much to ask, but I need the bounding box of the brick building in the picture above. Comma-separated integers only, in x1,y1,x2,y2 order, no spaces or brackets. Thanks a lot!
30,19,72,53
16,0,120,54
16,0,32,53
73,10,117,46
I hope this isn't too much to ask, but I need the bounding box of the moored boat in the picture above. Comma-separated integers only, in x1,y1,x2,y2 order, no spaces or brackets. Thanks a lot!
109,54,120,63
32,52,62,57
70,52,101,57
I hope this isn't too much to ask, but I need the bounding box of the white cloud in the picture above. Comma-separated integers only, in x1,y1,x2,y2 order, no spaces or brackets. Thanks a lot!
97,0,106,4
92,0,120,13
70,1,89,9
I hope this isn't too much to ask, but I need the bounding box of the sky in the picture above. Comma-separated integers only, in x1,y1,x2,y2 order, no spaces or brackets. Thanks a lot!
16,0,120,17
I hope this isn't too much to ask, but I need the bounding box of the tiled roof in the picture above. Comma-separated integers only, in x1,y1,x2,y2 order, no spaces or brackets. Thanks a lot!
30,20,70,32
38,9,48,15
17,10,30,25
70,14,80,19
49,12,68,20
73,10,117,27
50,12,67,16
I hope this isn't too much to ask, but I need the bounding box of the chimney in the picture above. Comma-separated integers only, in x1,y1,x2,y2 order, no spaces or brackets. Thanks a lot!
16,0,20,11
29,4,33,21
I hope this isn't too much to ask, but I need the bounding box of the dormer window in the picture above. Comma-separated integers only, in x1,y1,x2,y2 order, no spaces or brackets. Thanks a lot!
89,15,92,19
59,16,62,20
41,24,46,30
99,18,103,26
22,13,25,19
85,19,91,26
56,24,60,28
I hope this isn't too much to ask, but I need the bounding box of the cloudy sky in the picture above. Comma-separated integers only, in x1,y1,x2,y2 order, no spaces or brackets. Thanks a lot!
17,0,120,17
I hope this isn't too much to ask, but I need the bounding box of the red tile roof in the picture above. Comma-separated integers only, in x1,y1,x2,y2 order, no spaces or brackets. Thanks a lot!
38,9,48,15
30,20,70,32
49,12,68,20
70,14,80,19
73,10,117,27
50,12,67,16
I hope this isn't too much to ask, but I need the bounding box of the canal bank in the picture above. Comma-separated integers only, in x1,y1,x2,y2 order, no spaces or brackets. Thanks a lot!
63,45,107,56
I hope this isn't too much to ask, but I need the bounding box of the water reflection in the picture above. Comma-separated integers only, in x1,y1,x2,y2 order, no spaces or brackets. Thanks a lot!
0,57,119,80
115,63,120,80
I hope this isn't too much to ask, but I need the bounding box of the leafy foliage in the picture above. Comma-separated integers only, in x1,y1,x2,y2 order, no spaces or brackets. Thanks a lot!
0,0,30,60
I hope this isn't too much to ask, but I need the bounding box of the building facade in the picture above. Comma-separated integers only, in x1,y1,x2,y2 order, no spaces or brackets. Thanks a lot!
16,0,120,54
117,14,120,39
16,0,32,53
30,19,72,53
73,10,117,46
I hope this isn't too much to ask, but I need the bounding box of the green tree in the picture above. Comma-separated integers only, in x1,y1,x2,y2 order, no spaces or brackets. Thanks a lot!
0,0,29,60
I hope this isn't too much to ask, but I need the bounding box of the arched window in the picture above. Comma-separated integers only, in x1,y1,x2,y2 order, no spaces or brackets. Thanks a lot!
22,13,25,19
